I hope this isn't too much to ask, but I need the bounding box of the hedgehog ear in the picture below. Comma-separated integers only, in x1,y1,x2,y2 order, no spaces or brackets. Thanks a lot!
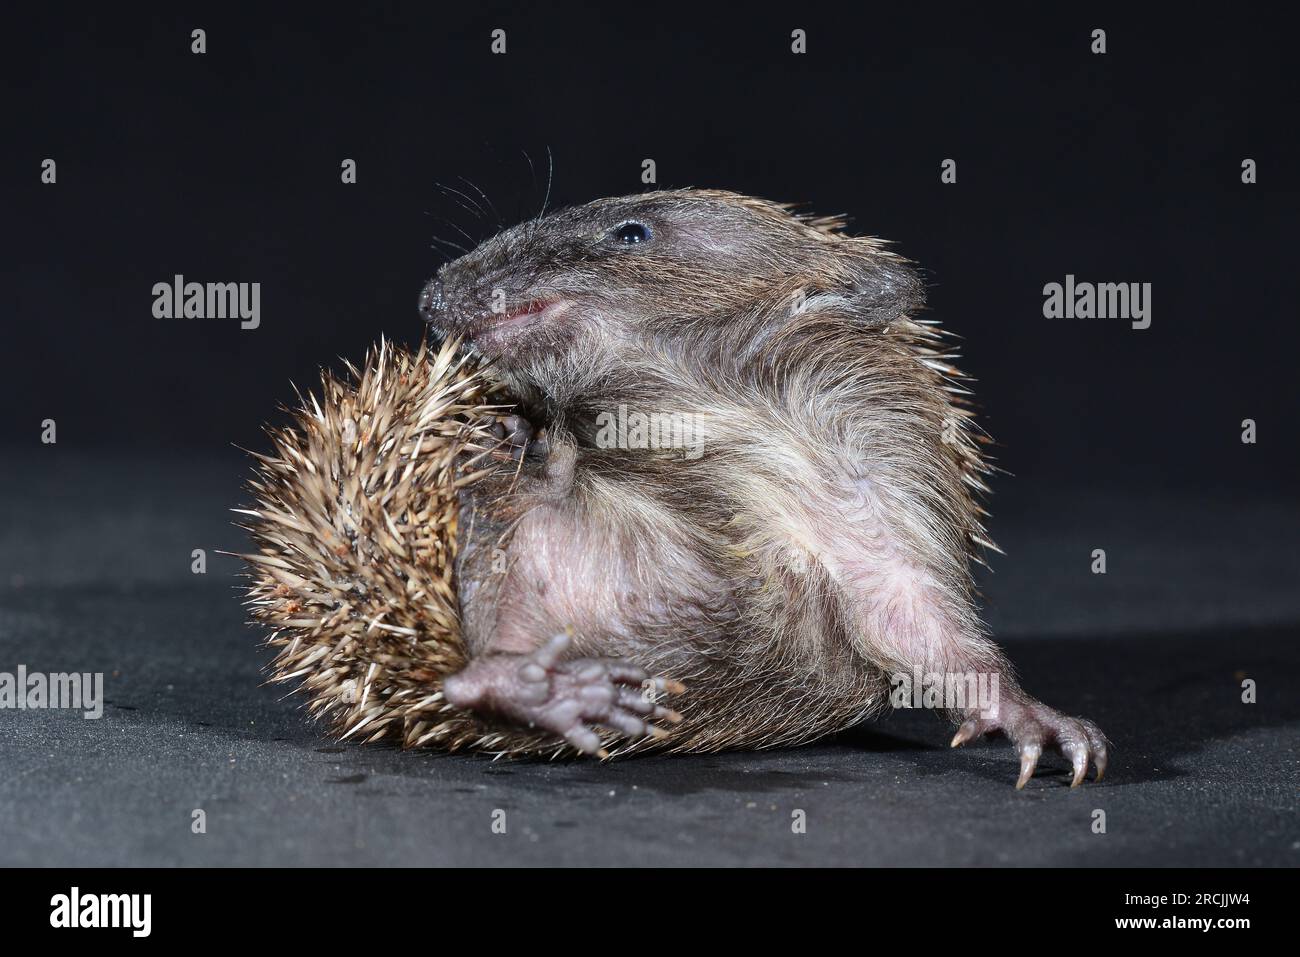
796,246,925,329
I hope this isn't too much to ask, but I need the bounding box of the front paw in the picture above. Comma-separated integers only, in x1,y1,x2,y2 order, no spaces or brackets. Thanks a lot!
950,697,1109,789
442,631,684,755
489,413,548,463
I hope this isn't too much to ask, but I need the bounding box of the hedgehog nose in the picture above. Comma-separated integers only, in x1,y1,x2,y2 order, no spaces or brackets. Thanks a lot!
418,278,445,325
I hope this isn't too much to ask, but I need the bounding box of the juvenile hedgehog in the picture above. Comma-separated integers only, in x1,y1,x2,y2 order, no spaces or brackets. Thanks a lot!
419,188,1108,788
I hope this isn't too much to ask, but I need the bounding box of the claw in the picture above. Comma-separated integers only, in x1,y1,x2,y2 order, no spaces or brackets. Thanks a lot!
953,699,1107,788
1083,724,1110,783
1069,748,1088,788
950,719,979,748
1015,744,1041,790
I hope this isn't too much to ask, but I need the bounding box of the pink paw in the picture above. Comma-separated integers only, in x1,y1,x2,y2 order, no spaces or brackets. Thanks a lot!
443,631,684,754
951,697,1109,789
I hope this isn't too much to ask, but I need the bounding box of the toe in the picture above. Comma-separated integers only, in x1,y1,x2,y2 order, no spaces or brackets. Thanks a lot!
503,414,532,441
950,717,983,748
1065,741,1089,787
441,672,479,708
518,662,547,683
595,709,648,738
616,685,682,720
532,630,573,668
1090,735,1109,782
1016,742,1042,790
574,662,606,683
563,725,603,755
1080,720,1109,782
579,683,615,707
615,686,656,715
601,662,651,686
1053,719,1093,787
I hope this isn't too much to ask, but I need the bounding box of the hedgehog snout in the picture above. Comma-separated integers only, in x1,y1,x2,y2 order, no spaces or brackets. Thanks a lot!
418,277,447,328
421,264,502,333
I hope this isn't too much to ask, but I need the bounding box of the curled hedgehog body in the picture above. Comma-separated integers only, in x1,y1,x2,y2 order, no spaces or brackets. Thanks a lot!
243,189,1108,787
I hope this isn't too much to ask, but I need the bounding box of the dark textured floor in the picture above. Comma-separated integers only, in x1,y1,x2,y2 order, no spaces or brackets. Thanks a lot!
0,449,1296,866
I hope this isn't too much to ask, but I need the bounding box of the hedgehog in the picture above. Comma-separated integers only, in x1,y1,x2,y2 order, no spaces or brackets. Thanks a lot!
240,189,1108,787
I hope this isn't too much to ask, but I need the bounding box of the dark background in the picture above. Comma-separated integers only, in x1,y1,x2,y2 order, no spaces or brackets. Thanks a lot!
5,4,1297,488
1,5,1296,867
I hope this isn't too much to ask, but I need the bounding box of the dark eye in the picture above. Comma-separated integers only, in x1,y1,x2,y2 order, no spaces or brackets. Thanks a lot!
613,221,651,245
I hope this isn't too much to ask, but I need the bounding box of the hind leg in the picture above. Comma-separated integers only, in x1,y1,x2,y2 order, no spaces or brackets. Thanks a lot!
795,476,1109,787
868,592,1110,787
862,579,1109,787
443,631,684,754
449,434,690,753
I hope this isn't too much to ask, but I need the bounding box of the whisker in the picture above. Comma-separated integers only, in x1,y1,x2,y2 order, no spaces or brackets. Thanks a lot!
432,181,485,220
540,145,554,218
458,175,502,228
520,148,537,223
430,214,476,249
428,234,468,256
